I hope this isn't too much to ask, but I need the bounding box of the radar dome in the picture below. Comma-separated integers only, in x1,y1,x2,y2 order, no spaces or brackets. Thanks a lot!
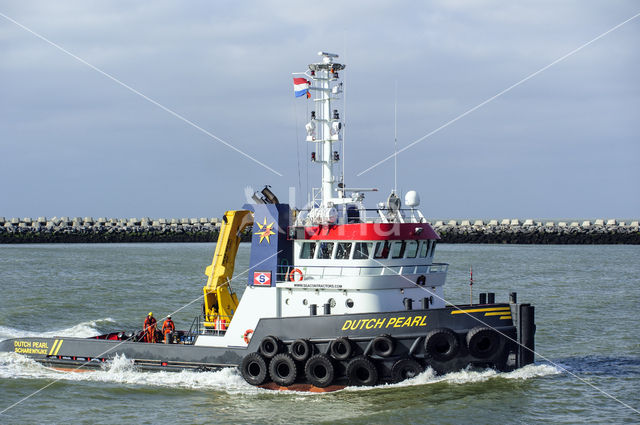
405,190,420,207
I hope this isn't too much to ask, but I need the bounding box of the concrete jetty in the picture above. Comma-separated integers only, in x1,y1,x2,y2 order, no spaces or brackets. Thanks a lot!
0,217,638,244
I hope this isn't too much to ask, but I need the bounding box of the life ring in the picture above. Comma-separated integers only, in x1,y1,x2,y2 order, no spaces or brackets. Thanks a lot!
289,268,304,282
243,329,254,344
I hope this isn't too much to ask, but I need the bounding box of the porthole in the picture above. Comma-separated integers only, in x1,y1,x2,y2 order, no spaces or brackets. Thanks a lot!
328,298,336,308
285,298,290,305
303,299,308,305
345,298,354,308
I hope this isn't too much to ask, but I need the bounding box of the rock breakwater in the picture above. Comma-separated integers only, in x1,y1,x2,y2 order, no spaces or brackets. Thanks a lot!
0,217,638,244
432,219,639,244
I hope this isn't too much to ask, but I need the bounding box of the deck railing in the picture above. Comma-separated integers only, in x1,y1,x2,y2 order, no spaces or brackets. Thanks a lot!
294,207,428,226
187,314,232,340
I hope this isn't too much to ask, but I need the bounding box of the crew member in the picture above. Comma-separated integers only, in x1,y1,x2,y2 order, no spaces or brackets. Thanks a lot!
143,312,157,343
162,315,175,344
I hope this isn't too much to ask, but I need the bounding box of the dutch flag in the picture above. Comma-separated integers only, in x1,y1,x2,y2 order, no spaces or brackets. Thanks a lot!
293,77,311,98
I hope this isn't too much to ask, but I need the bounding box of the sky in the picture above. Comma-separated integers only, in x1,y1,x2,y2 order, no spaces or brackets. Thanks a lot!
0,1,638,220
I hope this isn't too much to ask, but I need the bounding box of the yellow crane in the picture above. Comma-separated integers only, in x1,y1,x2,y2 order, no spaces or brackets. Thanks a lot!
202,210,253,329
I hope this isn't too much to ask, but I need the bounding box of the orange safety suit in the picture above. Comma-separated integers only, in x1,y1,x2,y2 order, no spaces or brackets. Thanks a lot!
162,318,175,342
143,316,157,343
162,318,176,344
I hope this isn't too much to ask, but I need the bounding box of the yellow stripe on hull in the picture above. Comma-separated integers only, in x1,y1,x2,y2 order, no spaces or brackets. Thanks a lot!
499,316,512,320
54,339,63,355
451,307,511,315
48,340,60,356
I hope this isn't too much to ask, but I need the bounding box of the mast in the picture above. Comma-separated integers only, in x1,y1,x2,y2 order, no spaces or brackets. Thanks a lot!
307,52,345,207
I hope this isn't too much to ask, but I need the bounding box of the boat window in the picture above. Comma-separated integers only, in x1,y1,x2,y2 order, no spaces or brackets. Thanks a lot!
419,241,428,257
336,242,353,260
300,242,316,259
374,241,391,259
430,241,437,257
353,242,373,259
318,242,335,259
405,240,418,258
391,241,406,258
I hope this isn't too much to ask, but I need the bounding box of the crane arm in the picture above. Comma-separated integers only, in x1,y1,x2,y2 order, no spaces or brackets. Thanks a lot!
202,210,253,328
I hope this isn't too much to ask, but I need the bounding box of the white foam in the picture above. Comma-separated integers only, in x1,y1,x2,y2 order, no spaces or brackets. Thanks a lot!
346,363,561,392
0,352,256,394
0,318,116,341
0,344,559,396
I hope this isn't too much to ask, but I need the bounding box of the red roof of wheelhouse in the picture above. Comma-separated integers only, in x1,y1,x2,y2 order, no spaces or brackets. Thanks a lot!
301,222,440,241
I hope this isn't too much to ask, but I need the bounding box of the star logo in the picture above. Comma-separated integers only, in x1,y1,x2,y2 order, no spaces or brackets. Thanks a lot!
255,217,276,244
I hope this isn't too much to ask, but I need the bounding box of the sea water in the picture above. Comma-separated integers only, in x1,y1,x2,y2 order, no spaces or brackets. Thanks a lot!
0,243,638,424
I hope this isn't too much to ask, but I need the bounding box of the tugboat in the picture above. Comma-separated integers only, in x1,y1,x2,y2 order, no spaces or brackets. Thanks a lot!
0,52,535,391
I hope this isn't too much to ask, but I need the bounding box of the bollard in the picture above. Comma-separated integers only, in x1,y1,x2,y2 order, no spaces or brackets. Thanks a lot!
403,298,413,310
323,303,331,315
509,292,517,304
479,293,487,304
487,293,495,304
518,304,535,367
309,304,317,316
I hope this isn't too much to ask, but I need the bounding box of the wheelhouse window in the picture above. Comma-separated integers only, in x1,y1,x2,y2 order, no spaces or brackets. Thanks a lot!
405,240,418,258
430,241,437,257
419,241,429,258
426,240,433,257
300,242,316,259
391,241,406,258
374,241,391,259
318,242,335,259
353,242,373,259
336,242,353,260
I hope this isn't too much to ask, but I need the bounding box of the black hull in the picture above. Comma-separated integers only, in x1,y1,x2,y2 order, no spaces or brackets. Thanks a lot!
0,303,535,387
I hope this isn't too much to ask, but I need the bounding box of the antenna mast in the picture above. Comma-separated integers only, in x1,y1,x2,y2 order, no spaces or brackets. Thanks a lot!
394,80,398,194
306,52,345,207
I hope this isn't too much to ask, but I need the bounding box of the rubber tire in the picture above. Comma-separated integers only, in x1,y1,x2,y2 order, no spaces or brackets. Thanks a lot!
329,337,352,361
259,335,281,359
269,353,298,386
424,328,460,362
371,335,395,358
304,354,335,388
391,358,424,383
346,356,379,387
466,327,500,359
290,339,312,362
240,352,269,386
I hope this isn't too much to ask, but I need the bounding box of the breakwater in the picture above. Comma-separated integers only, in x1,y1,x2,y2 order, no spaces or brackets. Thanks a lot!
0,217,638,244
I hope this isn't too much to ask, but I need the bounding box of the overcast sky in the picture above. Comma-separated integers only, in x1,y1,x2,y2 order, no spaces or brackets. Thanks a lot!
1,1,638,220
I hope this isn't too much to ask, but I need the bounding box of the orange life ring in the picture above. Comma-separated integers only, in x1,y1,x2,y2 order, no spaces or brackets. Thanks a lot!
289,268,304,282
243,329,254,344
